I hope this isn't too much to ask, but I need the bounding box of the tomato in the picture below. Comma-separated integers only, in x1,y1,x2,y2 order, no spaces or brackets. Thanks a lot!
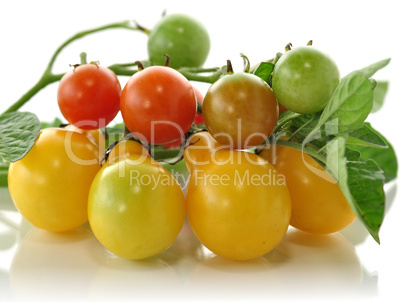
272,46,340,114
203,72,278,149
278,104,288,115
57,64,121,130
65,124,106,161
193,85,205,125
259,145,356,234
147,13,210,69
162,85,205,149
88,153,186,260
120,66,197,145
8,128,101,232
183,131,221,172
186,150,291,261
105,139,150,165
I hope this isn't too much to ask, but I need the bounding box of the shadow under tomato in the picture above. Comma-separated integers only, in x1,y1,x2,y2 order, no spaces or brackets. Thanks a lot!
9,226,103,302
183,228,373,301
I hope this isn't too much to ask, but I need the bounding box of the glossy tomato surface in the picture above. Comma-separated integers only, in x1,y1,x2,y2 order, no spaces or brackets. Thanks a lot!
8,128,101,232
203,72,278,149
260,145,356,234
88,155,186,259
120,66,197,145
147,13,210,69
186,150,291,260
272,46,340,114
57,64,121,129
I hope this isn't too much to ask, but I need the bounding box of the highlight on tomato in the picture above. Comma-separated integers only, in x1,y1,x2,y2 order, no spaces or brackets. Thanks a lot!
147,13,211,69
203,65,278,149
185,149,291,261
8,128,101,232
57,63,121,130
88,145,186,260
120,65,197,145
259,144,356,234
272,45,340,114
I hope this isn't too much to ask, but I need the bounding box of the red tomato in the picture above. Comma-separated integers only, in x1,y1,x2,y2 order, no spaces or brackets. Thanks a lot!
193,86,205,125
163,85,205,149
57,64,121,130
120,66,197,145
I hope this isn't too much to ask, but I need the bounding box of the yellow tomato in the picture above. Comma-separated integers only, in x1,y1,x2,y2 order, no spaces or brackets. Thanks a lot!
8,128,101,232
105,139,150,165
186,150,291,260
183,131,221,172
65,124,106,163
260,145,356,234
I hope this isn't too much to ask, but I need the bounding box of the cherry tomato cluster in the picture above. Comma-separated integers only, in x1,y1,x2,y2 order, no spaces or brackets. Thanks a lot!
7,13,356,262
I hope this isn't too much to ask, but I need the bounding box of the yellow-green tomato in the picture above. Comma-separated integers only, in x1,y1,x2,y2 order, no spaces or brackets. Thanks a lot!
88,155,186,259
186,150,291,261
8,128,101,232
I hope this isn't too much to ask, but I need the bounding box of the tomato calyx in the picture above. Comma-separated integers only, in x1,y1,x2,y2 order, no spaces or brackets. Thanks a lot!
240,53,251,73
101,133,146,166
68,60,101,70
133,20,151,35
135,60,145,71
163,54,171,66
226,59,234,74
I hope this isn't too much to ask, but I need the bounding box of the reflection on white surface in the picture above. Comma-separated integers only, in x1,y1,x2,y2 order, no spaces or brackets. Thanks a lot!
0,186,397,302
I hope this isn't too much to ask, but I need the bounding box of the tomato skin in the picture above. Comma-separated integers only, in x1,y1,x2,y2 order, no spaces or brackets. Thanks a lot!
162,85,205,149
105,139,150,165
65,125,106,162
186,150,291,261
88,155,186,259
183,131,221,172
260,146,356,234
57,64,121,130
193,86,205,125
272,46,340,114
120,66,197,145
8,128,101,232
147,13,210,69
203,72,278,149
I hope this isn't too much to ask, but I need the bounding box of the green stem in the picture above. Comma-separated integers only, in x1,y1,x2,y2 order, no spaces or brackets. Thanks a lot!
178,67,223,83
2,18,223,115
80,52,88,64
2,20,143,115
45,21,140,75
3,73,62,114
153,148,182,161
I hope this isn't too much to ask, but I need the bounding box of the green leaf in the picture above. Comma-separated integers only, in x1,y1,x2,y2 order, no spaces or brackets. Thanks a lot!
326,135,385,244
358,58,391,78
346,160,385,243
0,112,41,162
347,122,388,148
253,62,274,84
305,71,373,145
372,81,389,113
347,123,398,183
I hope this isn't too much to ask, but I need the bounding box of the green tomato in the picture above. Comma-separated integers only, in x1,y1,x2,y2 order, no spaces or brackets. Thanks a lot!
88,155,186,259
272,46,340,114
147,14,210,69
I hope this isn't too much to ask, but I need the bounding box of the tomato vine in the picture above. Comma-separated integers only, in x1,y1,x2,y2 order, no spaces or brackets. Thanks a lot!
0,15,397,246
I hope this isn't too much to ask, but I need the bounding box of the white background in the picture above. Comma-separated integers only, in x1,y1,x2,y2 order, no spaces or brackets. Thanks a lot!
0,0,401,301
